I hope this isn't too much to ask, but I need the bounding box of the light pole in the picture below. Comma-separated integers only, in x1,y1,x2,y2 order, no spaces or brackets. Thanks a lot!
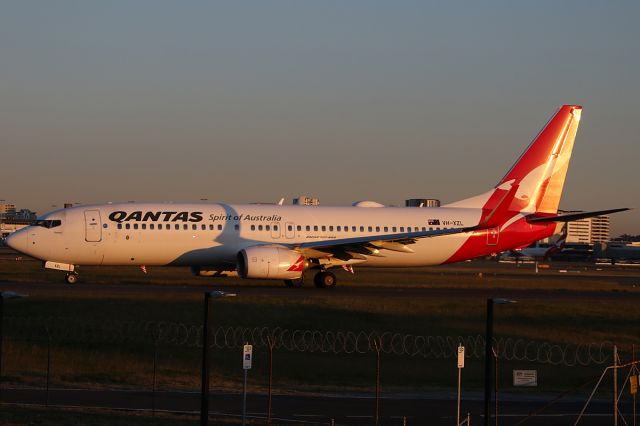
0,291,27,403
201,290,236,426
483,298,515,426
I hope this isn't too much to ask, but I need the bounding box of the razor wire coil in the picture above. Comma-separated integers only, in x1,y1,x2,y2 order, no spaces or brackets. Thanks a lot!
4,316,623,367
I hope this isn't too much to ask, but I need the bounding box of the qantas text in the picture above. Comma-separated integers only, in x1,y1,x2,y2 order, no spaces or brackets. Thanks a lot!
109,211,203,223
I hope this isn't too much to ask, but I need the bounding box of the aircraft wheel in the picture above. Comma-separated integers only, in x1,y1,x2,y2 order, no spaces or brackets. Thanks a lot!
314,271,336,289
65,272,79,285
284,277,303,288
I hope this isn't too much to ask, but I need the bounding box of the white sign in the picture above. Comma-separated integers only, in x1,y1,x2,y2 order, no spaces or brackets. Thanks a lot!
243,344,253,370
457,345,465,368
513,370,537,386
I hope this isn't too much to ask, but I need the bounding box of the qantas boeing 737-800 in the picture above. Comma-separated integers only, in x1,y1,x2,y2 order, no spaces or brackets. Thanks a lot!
5,105,628,287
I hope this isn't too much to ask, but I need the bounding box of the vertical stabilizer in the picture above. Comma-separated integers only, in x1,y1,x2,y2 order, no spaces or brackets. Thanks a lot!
445,105,582,218
499,105,581,214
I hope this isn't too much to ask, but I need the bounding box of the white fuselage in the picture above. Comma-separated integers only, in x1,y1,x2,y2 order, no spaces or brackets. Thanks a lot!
11,202,490,269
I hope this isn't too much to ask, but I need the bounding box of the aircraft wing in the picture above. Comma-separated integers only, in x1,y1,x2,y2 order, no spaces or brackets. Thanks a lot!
289,227,474,260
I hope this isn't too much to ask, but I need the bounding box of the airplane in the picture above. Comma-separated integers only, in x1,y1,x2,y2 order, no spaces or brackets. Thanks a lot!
508,223,568,261
5,105,629,288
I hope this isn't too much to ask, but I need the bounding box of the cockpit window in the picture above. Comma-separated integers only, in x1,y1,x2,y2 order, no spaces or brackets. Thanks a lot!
31,219,62,229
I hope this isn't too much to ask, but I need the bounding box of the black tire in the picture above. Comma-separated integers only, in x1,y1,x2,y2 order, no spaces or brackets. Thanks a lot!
314,271,336,289
65,273,78,285
284,278,303,288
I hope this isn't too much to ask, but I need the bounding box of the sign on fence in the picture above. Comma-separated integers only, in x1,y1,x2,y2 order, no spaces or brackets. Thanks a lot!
243,344,253,370
513,370,537,387
457,345,465,368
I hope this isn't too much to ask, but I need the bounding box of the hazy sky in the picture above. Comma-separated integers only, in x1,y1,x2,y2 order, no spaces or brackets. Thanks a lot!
1,1,638,235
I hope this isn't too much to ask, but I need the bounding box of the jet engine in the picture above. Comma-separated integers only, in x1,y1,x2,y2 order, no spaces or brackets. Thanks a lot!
237,246,307,280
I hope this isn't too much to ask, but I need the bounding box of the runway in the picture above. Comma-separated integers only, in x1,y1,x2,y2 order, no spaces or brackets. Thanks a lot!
2,387,631,426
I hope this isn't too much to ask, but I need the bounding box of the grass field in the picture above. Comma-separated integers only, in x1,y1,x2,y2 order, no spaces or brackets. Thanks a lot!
1,251,639,398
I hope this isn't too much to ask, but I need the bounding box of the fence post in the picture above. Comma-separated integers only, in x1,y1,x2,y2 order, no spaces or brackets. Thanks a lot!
267,334,277,425
151,325,159,417
45,325,51,407
373,336,382,426
614,345,618,426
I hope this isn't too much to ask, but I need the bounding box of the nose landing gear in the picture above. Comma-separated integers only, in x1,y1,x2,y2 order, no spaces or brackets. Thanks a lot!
64,272,79,285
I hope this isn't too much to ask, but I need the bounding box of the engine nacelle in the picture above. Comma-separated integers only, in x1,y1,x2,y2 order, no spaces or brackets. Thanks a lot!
237,246,307,280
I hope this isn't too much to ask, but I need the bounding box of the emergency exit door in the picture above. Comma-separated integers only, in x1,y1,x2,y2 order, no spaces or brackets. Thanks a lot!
84,210,102,242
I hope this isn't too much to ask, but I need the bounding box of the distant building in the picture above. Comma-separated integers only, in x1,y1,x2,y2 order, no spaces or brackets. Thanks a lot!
0,203,16,220
15,209,37,220
405,198,441,208
293,195,320,206
560,210,611,244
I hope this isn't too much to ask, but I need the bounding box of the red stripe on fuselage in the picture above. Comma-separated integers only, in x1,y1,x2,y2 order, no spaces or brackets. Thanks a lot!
444,217,555,264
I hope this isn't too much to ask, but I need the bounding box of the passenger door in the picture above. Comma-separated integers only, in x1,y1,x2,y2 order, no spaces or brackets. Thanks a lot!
84,210,102,242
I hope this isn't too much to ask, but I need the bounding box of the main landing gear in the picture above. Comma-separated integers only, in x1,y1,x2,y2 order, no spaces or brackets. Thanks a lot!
313,271,336,289
284,270,337,289
64,272,79,285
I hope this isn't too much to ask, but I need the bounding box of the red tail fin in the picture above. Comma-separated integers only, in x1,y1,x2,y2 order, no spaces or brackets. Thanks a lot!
446,105,582,221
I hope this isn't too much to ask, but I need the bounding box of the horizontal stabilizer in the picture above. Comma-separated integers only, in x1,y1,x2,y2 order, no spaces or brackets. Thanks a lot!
526,208,629,223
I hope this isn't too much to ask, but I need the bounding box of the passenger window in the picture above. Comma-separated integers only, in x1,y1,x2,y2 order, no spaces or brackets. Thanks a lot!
192,224,197,230
133,224,139,230
234,224,239,230
201,224,206,230
392,226,397,232
103,223,107,229
258,225,263,231
175,224,180,230
117,224,122,230
368,226,372,232
400,227,404,232
149,224,154,230
183,224,188,230
251,225,256,231
376,226,380,232
329,226,334,232
297,225,301,231
266,225,271,231
141,224,146,230
337,226,341,232
218,224,222,230
352,226,356,232
383,227,388,232
422,227,426,231
288,225,293,231
274,225,278,231
314,226,318,231
126,224,131,230
306,225,310,231
360,226,364,232
322,226,326,231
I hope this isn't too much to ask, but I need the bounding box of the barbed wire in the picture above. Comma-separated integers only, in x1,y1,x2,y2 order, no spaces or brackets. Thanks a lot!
4,316,628,366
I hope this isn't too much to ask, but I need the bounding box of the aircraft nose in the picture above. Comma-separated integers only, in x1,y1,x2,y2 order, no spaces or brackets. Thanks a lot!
5,231,27,254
